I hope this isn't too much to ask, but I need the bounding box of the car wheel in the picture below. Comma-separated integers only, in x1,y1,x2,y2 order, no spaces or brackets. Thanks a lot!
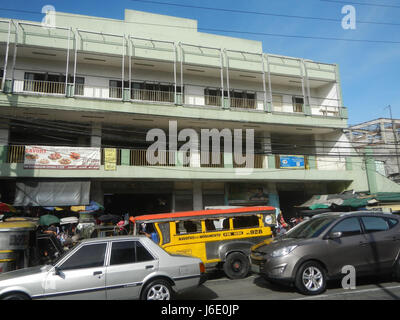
295,261,327,295
223,252,250,279
1,292,30,300
141,279,173,300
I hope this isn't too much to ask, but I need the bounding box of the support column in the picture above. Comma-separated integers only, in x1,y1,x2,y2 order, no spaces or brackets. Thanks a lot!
90,181,104,206
193,181,203,211
261,132,272,169
267,182,280,209
90,123,102,148
0,121,9,164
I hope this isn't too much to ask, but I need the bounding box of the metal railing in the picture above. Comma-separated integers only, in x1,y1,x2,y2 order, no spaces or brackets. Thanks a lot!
204,95,222,107
233,154,264,168
131,88,175,103
230,97,257,110
20,79,66,95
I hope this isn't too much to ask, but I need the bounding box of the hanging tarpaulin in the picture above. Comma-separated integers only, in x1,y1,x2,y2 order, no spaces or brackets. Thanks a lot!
13,180,90,207
24,146,100,170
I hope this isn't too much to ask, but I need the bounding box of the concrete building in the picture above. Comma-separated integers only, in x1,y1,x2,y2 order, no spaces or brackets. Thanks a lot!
0,9,399,219
346,118,400,184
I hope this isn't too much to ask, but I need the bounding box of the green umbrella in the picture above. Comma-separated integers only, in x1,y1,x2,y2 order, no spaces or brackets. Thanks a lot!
39,214,60,226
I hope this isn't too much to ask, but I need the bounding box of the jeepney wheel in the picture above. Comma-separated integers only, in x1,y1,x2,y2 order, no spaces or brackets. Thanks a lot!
223,252,250,279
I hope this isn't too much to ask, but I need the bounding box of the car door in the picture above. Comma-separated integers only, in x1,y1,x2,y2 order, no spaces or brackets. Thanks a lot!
43,242,108,300
105,239,158,300
360,216,400,272
322,217,373,276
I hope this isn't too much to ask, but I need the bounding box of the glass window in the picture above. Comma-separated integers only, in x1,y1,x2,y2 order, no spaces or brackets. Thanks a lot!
331,218,362,237
158,223,170,245
176,220,202,234
110,241,136,266
136,241,154,262
60,243,106,271
232,215,259,229
284,217,336,239
361,217,389,233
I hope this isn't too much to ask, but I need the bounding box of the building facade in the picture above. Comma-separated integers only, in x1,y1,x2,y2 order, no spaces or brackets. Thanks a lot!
0,9,398,219
347,118,400,184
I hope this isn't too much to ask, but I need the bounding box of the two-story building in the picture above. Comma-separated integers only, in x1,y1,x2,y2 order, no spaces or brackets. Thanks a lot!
0,9,398,219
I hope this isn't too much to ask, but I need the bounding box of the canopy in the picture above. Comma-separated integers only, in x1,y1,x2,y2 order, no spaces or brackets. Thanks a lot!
71,201,104,213
39,214,60,226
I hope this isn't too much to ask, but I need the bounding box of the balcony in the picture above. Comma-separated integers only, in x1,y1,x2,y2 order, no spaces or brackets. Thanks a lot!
4,145,348,172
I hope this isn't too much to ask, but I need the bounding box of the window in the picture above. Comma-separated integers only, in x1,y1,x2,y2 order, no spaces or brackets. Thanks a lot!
136,241,154,262
205,218,230,231
232,215,259,229
292,96,304,113
176,220,202,234
272,94,283,112
361,217,390,233
60,243,106,271
331,218,362,237
158,223,170,245
110,241,136,265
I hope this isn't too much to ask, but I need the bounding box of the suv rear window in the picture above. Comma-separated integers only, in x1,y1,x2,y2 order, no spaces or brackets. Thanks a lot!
361,217,390,233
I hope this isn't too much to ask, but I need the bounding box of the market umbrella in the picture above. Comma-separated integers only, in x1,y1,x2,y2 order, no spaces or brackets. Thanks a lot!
97,214,120,224
0,202,16,213
71,201,104,213
39,214,60,226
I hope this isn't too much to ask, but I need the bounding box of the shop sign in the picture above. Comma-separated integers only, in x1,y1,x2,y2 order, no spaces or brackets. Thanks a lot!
104,148,117,171
279,155,305,169
24,146,100,169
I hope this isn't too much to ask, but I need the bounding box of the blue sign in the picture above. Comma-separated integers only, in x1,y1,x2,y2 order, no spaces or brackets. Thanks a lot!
279,155,305,168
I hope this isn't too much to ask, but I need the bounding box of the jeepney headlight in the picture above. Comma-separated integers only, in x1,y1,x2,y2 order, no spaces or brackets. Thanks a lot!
270,245,297,258
264,214,276,226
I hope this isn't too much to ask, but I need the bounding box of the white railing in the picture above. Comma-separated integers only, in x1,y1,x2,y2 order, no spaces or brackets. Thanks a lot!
131,88,174,103
14,79,66,95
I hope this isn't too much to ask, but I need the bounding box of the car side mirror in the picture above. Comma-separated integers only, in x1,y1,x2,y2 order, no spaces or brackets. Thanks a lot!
328,231,342,239
54,266,61,276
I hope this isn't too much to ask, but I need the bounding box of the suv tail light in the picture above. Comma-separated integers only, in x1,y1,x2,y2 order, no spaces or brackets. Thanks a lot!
199,262,205,273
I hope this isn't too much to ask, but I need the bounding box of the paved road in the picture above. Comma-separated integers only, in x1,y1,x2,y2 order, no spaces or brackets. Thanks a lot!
176,271,400,300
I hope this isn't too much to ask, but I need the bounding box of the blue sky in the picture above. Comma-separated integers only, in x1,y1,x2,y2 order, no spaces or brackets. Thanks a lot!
1,0,400,125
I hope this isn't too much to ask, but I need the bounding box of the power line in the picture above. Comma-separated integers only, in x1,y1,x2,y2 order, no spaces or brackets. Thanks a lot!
320,0,400,9
129,0,400,27
0,7,399,44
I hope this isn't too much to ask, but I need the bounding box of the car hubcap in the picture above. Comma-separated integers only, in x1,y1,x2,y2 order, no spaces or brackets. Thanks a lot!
233,260,242,272
147,284,170,300
302,266,323,291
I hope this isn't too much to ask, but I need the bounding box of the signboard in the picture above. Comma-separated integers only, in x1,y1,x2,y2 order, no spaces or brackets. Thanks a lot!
228,183,269,206
24,146,100,169
104,148,117,171
279,155,305,169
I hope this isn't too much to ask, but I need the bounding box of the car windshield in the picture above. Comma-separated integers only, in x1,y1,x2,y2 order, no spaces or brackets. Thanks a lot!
282,216,337,239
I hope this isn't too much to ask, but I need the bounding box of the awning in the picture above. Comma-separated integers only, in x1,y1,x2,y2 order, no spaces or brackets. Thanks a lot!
14,180,90,207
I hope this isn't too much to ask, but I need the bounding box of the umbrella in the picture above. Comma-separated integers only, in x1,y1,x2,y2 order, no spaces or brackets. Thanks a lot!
71,201,104,213
0,202,16,213
97,214,120,224
39,214,60,226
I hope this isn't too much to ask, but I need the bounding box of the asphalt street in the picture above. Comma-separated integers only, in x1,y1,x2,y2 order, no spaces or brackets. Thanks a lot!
176,271,400,300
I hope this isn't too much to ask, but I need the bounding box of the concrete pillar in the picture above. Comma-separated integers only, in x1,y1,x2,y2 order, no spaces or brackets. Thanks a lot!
260,132,271,168
0,121,9,164
90,122,102,147
90,180,104,206
193,181,203,210
267,182,280,209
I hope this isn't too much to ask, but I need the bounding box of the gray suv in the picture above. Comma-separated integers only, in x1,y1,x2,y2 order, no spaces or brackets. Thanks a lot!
251,211,400,295
0,236,205,300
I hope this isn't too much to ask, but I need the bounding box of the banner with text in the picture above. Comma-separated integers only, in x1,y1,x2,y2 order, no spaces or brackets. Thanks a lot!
24,146,101,169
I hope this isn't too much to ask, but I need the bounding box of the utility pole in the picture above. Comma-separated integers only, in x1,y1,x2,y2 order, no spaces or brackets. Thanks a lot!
386,105,400,180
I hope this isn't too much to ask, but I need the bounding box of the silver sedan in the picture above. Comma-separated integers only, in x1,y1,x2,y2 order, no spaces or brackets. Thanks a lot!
0,236,206,300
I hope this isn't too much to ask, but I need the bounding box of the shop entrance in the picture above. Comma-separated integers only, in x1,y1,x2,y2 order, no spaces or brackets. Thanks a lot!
278,191,308,221
104,193,172,217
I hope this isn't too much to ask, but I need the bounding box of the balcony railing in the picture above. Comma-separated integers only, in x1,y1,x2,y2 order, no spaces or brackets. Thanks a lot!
4,145,348,171
9,78,344,118
14,79,66,95
131,88,175,103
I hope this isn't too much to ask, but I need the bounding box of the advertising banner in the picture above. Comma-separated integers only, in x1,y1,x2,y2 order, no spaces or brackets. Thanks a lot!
279,155,305,169
104,148,117,171
24,146,100,169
